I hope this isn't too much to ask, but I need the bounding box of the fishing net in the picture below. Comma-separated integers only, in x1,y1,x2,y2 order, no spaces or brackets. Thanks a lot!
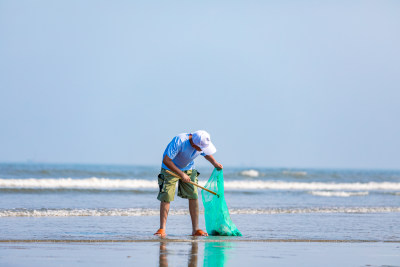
201,168,242,236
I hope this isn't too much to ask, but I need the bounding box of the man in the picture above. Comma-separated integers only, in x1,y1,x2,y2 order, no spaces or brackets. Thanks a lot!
154,130,223,237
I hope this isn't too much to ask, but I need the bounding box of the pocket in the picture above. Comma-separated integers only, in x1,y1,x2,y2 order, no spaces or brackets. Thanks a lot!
158,174,165,193
194,170,199,183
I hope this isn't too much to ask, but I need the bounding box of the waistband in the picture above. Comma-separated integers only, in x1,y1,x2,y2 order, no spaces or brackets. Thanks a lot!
161,168,196,173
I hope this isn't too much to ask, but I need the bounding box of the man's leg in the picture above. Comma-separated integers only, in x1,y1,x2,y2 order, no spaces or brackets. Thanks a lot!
189,199,199,235
160,201,170,230
156,169,178,236
179,170,207,236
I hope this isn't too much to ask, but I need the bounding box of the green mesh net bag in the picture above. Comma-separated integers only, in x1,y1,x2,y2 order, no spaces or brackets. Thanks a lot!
201,168,242,236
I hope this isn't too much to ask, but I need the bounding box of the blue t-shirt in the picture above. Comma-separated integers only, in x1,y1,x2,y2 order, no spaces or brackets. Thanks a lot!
161,133,205,171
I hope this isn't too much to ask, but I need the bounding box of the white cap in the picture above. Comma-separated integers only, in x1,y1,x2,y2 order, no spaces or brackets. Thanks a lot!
191,130,217,156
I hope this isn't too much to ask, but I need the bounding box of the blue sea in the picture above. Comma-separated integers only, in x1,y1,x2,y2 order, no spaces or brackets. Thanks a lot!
1,163,399,242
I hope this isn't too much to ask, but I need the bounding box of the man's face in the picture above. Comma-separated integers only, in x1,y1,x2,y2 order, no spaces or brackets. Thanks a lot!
192,144,202,152
189,134,202,152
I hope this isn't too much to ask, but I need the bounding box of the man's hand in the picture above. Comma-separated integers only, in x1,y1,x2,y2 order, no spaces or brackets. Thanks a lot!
181,173,191,183
204,155,223,170
213,162,223,170
163,155,192,183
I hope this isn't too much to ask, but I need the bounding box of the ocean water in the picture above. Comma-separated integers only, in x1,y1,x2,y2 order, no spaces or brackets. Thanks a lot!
0,163,399,241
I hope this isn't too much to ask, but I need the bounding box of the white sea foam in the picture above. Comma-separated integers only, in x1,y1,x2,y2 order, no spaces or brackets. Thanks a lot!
223,181,400,191
0,208,163,217
229,207,400,215
240,170,260,177
0,178,156,189
1,207,399,217
309,191,369,197
1,178,400,191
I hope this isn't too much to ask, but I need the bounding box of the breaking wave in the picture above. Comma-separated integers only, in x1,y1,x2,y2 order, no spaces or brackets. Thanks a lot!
239,170,260,177
309,191,369,197
0,178,155,190
223,181,400,191
1,207,399,217
1,178,400,191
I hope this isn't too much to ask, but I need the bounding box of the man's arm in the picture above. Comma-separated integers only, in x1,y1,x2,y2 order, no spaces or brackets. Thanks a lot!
163,155,191,182
204,155,223,170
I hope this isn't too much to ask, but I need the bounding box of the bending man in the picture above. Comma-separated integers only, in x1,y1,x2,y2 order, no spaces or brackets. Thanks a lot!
154,130,223,237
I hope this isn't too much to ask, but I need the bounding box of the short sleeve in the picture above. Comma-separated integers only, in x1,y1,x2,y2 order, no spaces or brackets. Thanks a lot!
165,136,183,160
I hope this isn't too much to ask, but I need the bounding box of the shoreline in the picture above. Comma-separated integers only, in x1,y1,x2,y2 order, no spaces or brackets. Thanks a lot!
1,239,400,243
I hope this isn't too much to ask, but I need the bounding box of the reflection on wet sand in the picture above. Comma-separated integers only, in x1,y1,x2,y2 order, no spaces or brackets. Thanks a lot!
159,242,168,267
159,241,198,267
158,240,234,267
188,242,198,267
203,242,233,267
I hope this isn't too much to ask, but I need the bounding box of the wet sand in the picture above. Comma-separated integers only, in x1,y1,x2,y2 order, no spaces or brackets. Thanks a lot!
0,239,399,267
1,238,400,243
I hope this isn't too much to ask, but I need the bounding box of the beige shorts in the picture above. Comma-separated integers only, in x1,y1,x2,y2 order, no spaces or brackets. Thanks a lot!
157,168,199,202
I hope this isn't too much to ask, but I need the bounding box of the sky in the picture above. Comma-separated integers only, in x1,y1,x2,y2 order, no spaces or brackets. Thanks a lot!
0,1,399,169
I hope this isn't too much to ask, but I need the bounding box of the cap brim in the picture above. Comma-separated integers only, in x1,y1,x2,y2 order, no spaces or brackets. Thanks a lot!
201,142,217,156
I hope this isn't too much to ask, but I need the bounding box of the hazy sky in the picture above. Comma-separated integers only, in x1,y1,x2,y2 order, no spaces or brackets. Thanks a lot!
1,1,399,169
